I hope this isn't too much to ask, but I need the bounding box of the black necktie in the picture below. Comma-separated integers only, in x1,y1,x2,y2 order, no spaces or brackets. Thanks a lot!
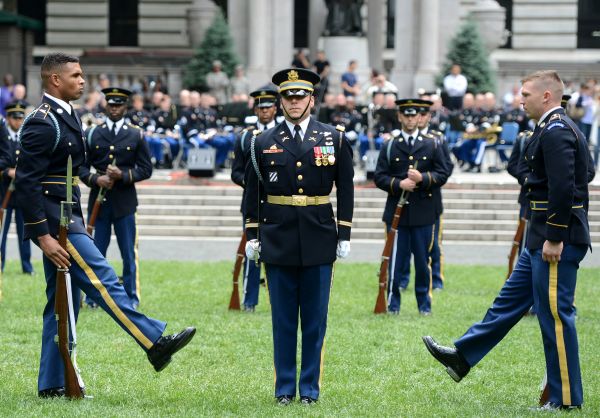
111,123,117,138
294,125,302,143
408,135,414,148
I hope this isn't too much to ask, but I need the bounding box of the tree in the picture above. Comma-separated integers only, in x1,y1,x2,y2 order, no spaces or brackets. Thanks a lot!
184,10,239,90
436,17,495,94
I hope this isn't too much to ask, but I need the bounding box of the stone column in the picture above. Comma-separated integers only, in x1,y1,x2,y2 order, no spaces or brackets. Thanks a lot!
270,0,294,77
187,0,219,48
367,0,384,71
309,0,328,59
389,0,417,97
227,0,249,65
246,0,271,89
413,0,439,92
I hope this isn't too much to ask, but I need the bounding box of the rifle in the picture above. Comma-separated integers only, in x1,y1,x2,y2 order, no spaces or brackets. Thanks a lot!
506,214,527,280
228,230,246,310
0,179,14,301
55,156,84,399
374,161,418,314
0,178,15,226
539,372,549,406
86,158,116,235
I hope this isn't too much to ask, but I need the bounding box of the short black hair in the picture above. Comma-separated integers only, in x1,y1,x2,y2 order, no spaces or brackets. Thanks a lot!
41,52,80,87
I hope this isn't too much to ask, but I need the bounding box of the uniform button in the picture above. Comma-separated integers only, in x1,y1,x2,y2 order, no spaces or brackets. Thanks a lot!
96,145,99,149
409,165,413,169
109,154,113,159
263,218,267,222
270,161,274,165
423,156,427,160
298,188,304,194
110,145,115,150
296,161,302,167
428,193,432,197
528,188,532,192
127,146,131,150
68,142,72,146
409,156,413,160
260,200,264,203
44,190,49,195
297,175,303,181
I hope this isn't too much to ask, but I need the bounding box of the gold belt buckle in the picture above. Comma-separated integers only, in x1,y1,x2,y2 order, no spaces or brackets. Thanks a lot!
292,195,307,206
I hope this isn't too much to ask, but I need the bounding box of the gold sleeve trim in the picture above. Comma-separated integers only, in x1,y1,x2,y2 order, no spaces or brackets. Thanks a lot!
246,222,259,228
25,218,47,226
546,221,568,228
338,220,352,227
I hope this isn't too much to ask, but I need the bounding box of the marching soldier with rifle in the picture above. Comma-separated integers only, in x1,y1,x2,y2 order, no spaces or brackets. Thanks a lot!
18,53,195,399
423,70,591,411
374,99,449,315
230,88,278,312
0,100,34,275
244,68,354,404
79,87,152,309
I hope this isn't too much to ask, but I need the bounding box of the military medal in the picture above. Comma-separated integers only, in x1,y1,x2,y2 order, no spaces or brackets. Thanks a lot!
314,147,322,166
327,146,335,165
321,146,329,166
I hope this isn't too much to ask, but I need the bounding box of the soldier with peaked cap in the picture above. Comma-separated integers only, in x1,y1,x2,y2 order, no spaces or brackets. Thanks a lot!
0,100,34,274
243,68,354,405
17,53,195,397
374,98,449,315
231,88,278,312
423,70,591,411
79,87,153,309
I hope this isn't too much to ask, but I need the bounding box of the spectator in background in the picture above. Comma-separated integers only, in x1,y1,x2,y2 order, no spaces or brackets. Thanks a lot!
313,50,331,101
363,72,398,103
443,64,468,110
206,60,230,105
148,90,164,112
576,83,595,139
341,60,360,98
291,49,311,69
230,65,250,97
0,73,15,116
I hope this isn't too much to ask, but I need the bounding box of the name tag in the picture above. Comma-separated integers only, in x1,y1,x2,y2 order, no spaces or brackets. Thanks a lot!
263,149,284,154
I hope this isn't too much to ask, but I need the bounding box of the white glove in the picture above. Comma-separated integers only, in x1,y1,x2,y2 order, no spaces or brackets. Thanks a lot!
245,239,261,259
336,240,351,259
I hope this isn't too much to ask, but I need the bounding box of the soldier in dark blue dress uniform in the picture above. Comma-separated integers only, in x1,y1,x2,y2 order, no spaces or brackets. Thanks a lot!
0,101,34,274
424,70,591,411
79,87,152,309
244,68,354,405
374,99,449,315
17,53,195,398
231,89,278,312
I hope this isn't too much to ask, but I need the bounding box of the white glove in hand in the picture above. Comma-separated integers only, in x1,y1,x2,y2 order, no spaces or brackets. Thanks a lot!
245,239,261,259
336,240,351,259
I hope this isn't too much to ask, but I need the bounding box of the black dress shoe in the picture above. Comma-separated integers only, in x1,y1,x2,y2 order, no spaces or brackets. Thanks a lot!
276,395,294,405
243,305,256,312
422,336,470,382
419,310,432,316
38,387,65,398
300,396,317,405
533,402,581,411
147,327,196,372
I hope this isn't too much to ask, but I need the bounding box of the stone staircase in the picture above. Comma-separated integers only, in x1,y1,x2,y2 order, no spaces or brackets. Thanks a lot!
8,171,599,245
80,180,600,244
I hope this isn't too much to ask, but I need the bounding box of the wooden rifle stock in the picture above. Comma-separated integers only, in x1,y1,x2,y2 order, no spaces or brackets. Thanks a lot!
0,179,15,227
56,156,84,399
506,216,526,280
374,162,418,314
229,230,246,310
86,187,106,235
86,159,115,235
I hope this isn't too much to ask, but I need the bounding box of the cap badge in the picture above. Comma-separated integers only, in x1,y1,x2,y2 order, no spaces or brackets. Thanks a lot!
287,70,299,82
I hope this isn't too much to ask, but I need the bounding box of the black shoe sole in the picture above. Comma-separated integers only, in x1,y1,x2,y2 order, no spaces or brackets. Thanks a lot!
422,336,463,382
153,327,196,372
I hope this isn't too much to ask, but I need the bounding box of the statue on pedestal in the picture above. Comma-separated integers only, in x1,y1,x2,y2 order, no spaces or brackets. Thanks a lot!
323,0,364,36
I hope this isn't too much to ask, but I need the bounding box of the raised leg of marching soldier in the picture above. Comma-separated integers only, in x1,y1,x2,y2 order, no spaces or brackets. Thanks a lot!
38,233,164,392
0,206,34,274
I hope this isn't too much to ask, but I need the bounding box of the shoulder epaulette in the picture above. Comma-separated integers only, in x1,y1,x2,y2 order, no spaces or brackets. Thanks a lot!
549,113,562,122
431,130,443,136
421,132,435,140
127,122,141,130
335,124,345,132
32,103,51,119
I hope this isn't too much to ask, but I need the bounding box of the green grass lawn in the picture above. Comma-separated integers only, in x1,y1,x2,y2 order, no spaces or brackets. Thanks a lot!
0,260,599,417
